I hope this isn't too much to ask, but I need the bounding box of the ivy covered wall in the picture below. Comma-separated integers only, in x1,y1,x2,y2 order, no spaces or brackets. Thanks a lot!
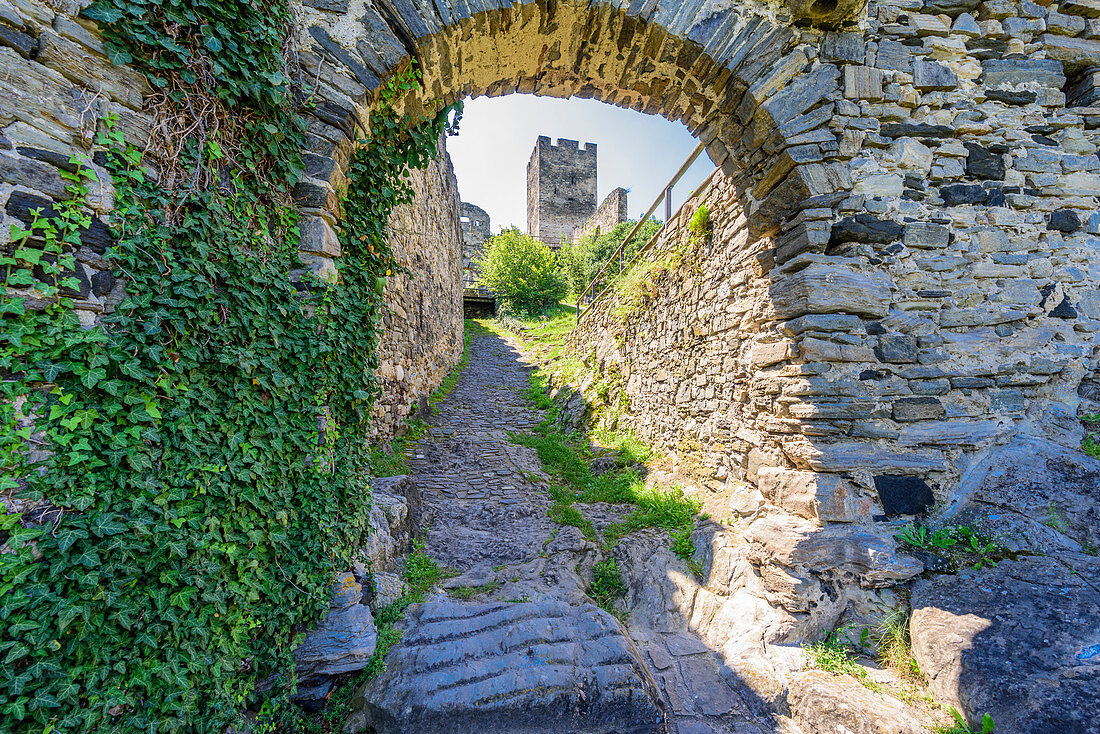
0,1,459,731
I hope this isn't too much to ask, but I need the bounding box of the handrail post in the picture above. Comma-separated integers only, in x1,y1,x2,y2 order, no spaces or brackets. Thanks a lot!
575,141,706,323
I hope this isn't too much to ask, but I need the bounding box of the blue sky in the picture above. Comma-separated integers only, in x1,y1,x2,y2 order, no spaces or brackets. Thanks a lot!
447,95,715,233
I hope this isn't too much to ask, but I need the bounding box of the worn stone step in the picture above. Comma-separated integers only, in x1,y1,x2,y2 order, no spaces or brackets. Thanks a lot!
347,600,665,734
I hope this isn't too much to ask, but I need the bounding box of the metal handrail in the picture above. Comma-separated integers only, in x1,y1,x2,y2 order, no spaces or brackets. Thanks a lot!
575,141,707,321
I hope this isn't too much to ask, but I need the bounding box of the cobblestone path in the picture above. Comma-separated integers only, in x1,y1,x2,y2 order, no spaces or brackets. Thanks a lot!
406,329,556,572
355,327,780,734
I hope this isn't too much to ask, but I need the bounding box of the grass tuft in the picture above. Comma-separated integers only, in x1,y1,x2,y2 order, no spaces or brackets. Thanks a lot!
589,558,627,614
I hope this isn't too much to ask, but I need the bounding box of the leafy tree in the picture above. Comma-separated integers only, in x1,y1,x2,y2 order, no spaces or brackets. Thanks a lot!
558,219,662,297
476,228,567,313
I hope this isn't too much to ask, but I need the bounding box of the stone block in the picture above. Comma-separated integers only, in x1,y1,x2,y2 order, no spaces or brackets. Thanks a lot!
892,138,934,173
294,602,376,680
855,173,904,197
952,12,982,36
844,65,884,100
1040,34,1100,71
1061,0,1100,17
761,64,839,127
786,442,948,473
903,222,950,249
823,31,866,63
749,340,792,367
770,262,892,319
798,337,875,362
913,59,958,90
940,183,988,205
892,396,946,421
299,215,342,256
875,334,919,363
875,40,912,72
1049,209,1082,232
829,214,904,244
896,420,1005,446
964,143,1006,181
980,58,1066,87
758,468,863,522
880,122,955,139
1047,10,1089,34
781,314,865,335
910,13,952,35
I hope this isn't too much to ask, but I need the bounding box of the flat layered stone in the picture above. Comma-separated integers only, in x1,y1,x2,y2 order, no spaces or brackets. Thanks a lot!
349,601,665,734
770,262,892,319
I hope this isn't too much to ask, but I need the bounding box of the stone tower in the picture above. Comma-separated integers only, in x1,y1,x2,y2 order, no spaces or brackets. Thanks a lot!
459,202,490,286
526,136,597,247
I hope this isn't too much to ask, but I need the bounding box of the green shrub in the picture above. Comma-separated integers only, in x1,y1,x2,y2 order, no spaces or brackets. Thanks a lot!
475,228,567,312
558,219,661,297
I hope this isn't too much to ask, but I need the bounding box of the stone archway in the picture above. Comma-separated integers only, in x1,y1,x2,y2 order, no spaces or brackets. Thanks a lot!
291,0,858,276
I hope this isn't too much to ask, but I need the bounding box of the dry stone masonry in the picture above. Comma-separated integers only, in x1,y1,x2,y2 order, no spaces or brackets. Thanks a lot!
459,200,490,286
368,142,465,440
571,186,631,244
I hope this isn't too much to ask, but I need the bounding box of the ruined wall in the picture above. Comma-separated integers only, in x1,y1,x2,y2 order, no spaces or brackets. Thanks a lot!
571,186,629,244
369,140,464,440
459,201,489,287
526,136,597,247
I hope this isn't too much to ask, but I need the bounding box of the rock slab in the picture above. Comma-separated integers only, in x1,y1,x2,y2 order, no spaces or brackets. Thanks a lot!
348,600,665,733
910,556,1100,733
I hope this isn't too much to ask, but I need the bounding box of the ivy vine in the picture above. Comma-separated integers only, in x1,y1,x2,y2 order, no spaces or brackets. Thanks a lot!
0,1,460,731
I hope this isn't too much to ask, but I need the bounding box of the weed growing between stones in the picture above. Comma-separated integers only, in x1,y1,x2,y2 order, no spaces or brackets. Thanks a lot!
589,558,628,616
876,607,923,683
935,710,997,734
447,581,504,600
1082,413,1100,458
895,523,1011,572
802,631,885,694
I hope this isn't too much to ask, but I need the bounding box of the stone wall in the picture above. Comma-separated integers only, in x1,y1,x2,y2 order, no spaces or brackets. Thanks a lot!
571,187,629,244
569,0,1100,519
0,0,463,443
526,136,597,247
369,140,464,440
0,1,152,329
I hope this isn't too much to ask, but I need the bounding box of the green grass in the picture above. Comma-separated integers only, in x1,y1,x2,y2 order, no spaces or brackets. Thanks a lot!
1083,413,1099,458
877,608,923,682
507,363,701,566
934,710,996,734
803,633,884,694
589,558,627,615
